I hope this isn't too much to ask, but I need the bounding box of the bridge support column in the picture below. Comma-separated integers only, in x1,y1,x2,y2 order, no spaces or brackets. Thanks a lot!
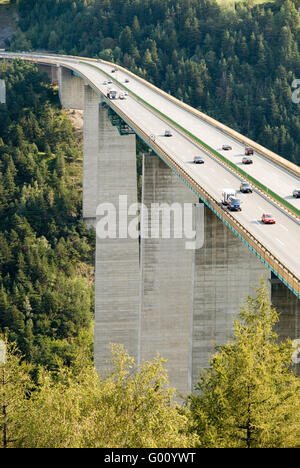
0,79,5,104
94,105,140,375
58,66,84,110
82,85,100,226
191,207,271,387
139,153,198,396
271,277,300,374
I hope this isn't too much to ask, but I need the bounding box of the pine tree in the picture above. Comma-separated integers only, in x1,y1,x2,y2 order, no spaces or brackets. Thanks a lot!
189,280,300,448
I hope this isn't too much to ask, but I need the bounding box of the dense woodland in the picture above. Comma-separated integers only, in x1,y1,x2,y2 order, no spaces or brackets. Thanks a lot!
0,59,94,369
7,0,300,165
0,0,300,448
1,282,299,447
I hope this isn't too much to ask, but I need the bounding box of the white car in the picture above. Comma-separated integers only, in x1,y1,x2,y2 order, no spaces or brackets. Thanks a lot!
119,92,126,100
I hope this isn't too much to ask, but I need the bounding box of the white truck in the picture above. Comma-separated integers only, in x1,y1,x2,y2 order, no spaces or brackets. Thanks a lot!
222,189,236,205
107,88,118,99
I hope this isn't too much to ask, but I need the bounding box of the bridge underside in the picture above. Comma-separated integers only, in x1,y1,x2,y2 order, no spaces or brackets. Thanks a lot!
57,65,300,391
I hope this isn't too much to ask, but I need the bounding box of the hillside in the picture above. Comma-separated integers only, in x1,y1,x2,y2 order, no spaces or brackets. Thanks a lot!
7,0,300,166
0,1,18,48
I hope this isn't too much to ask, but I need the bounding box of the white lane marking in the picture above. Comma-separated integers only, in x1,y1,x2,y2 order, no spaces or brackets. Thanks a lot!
276,238,285,246
278,224,289,232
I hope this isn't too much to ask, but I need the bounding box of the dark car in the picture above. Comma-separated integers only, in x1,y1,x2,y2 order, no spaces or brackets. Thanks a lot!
245,147,254,155
292,189,300,198
227,196,242,211
194,156,204,164
242,156,253,164
222,144,232,150
240,182,253,193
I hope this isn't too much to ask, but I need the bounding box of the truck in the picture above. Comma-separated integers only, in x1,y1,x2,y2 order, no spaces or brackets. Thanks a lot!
107,89,117,99
222,189,236,205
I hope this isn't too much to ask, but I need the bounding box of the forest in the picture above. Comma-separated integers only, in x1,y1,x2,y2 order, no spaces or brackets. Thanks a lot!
7,0,300,166
0,0,300,448
0,59,95,369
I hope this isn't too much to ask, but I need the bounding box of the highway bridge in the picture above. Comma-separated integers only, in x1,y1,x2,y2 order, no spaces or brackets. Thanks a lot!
1,52,299,393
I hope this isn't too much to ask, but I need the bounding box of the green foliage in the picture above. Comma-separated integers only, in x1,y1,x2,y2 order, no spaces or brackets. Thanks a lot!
189,280,300,448
8,0,300,165
0,60,94,369
0,340,198,448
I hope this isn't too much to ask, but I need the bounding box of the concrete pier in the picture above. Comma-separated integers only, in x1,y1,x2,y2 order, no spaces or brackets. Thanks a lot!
83,85,100,224
58,66,84,110
271,276,300,374
94,104,140,375
139,153,198,395
191,206,271,387
0,79,5,104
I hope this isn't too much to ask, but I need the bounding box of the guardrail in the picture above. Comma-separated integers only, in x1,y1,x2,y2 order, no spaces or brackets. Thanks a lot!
83,60,300,220
1,54,299,295
98,58,300,179
104,96,300,298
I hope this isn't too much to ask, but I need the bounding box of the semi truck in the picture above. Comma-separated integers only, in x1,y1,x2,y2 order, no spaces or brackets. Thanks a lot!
107,89,117,99
222,189,236,205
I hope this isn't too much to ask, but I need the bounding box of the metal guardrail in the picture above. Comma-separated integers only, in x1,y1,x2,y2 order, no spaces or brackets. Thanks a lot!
1,54,299,296
103,93,300,299
83,61,300,221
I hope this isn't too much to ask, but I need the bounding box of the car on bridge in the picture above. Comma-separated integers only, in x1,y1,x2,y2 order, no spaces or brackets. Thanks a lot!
222,144,232,150
194,156,204,164
227,196,242,211
245,147,254,155
242,156,253,164
261,213,276,224
240,182,253,193
125,78,130,83
107,78,113,84
292,189,300,198
119,92,126,100
165,129,173,137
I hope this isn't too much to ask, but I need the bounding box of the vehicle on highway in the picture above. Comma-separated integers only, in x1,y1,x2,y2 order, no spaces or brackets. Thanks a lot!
111,67,117,73
292,189,300,198
165,129,173,137
125,78,130,83
194,156,204,164
119,92,126,100
107,78,113,84
222,144,232,150
107,89,117,99
242,156,253,164
227,196,242,211
222,188,236,205
245,147,254,155
261,213,276,224
240,182,253,193
103,80,108,85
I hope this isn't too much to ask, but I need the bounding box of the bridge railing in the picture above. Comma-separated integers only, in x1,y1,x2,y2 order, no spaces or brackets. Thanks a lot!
84,60,300,221
103,92,300,299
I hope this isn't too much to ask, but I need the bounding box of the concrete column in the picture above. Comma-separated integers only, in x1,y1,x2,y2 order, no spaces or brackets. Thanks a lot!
94,105,140,374
58,66,84,110
0,79,5,104
37,64,58,84
139,153,198,396
82,85,100,225
191,206,271,387
271,276,300,374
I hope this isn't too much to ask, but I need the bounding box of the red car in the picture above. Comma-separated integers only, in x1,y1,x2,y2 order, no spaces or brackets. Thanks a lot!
245,147,254,155
222,144,232,150
261,213,276,224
